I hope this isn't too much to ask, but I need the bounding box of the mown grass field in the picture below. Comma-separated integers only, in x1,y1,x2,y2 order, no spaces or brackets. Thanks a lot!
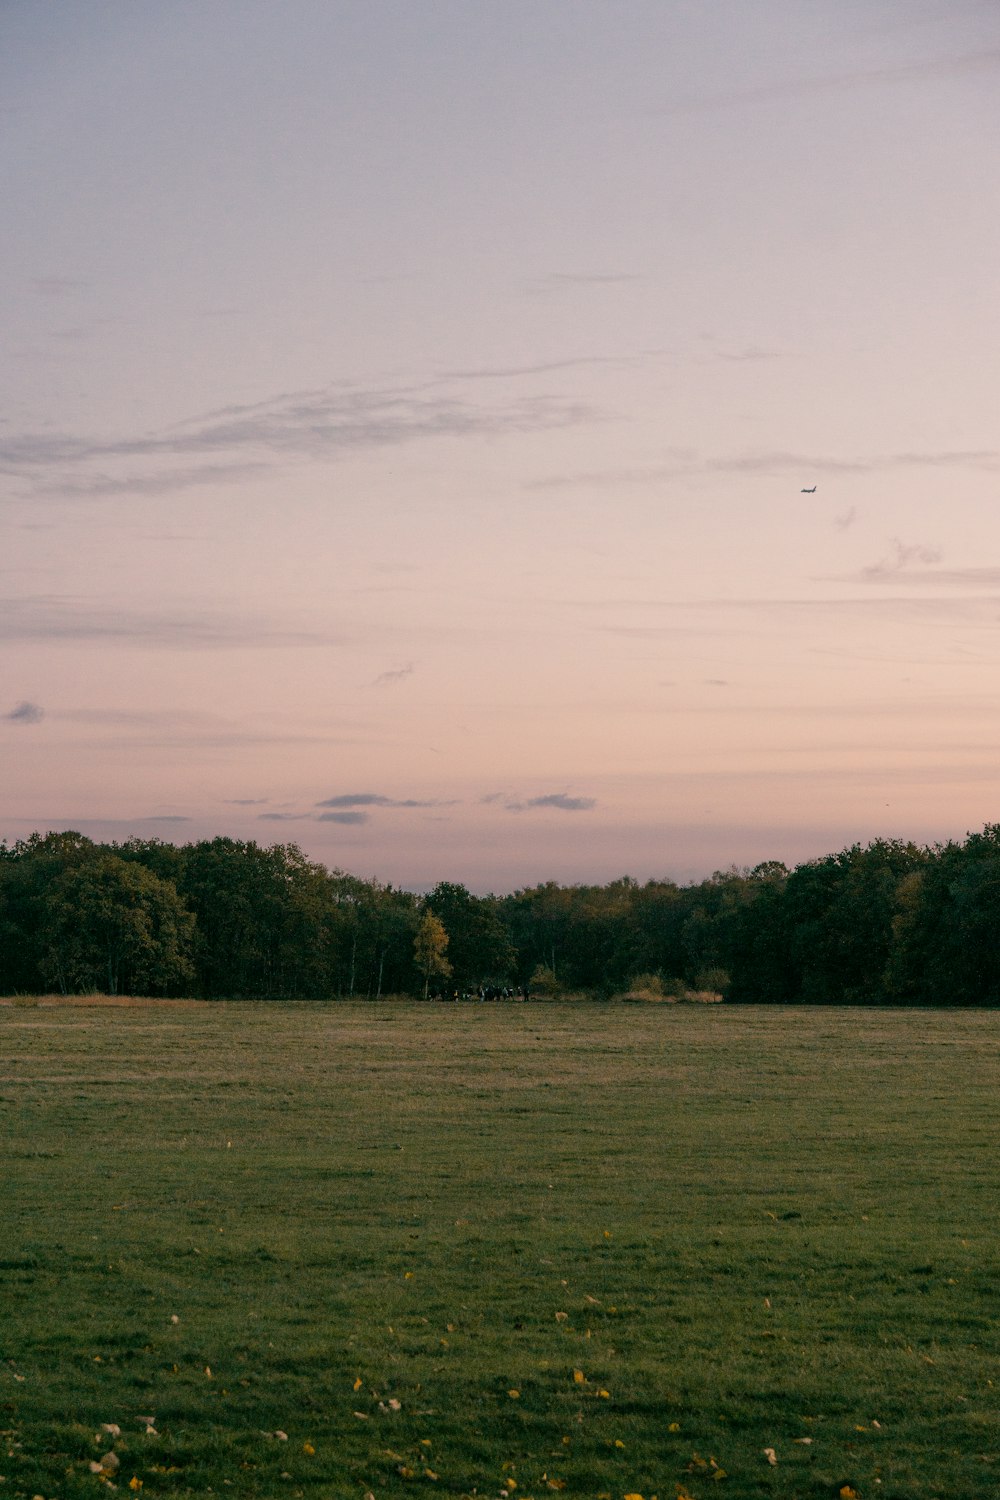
1,1000,998,1500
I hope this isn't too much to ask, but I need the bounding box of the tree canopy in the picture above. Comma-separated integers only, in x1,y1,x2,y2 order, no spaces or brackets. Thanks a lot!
2,826,1000,1004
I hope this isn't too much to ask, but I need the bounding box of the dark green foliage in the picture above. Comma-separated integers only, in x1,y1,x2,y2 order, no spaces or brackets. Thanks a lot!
426,881,516,989
2,825,1000,1002
40,853,195,996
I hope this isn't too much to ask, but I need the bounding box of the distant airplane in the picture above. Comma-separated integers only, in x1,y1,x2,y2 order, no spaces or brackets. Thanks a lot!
800,485,817,493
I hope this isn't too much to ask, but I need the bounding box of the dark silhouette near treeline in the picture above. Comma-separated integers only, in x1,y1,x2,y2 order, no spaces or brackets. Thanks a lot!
3,826,1000,1004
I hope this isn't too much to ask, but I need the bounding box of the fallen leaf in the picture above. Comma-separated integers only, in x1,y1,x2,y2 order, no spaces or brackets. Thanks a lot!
101,1425,121,1438
792,1437,812,1445
508,1390,520,1399
839,1488,859,1500
763,1448,777,1466
129,1479,143,1492
573,1370,586,1385
353,1377,363,1391
555,1312,569,1322
668,1422,680,1433
302,1442,315,1456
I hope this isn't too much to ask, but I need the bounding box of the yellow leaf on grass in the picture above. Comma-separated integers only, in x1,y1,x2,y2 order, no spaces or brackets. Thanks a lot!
303,1442,315,1456
839,1489,859,1500
508,1390,521,1399
598,1389,610,1398
573,1370,586,1384
129,1480,143,1492
353,1377,363,1391
555,1312,569,1322
668,1422,680,1433
763,1448,777,1466
404,1271,414,1279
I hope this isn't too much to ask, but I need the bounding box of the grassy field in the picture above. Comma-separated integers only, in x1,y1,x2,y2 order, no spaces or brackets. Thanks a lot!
1,1000,998,1500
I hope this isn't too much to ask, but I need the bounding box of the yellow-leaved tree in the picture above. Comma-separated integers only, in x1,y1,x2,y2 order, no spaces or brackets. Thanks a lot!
413,910,451,999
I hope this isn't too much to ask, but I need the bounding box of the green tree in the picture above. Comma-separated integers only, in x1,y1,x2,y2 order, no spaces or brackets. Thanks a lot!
40,854,195,995
178,839,340,999
426,882,515,990
414,910,451,998
0,831,98,993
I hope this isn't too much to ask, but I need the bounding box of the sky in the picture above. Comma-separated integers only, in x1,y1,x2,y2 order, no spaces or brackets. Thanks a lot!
2,0,1000,893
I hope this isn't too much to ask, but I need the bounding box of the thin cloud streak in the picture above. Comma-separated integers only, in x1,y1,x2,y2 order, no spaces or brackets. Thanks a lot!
316,792,452,810
526,447,1000,491
0,596,339,650
653,46,1000,116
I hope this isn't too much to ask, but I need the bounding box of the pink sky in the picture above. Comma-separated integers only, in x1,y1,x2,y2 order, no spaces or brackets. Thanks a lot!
3,1,1000,891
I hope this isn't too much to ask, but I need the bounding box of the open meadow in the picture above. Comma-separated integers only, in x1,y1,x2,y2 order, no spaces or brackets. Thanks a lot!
1,1001,998,1500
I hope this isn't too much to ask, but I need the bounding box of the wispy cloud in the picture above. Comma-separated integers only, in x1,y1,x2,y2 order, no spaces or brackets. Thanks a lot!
0,596,336,650
3,381,598,501
317,810,370,825
834,506,859,531
441,353,651,381
27,461,269,500
525,272,642,294
6,700,44,724
713,345,784,363
316,792,451,810
856,566,1000,589
654,46,1000,116
371,661,415,687
484,791,597,813
30,276,88,298
861,538,943,578
526,447,1000,492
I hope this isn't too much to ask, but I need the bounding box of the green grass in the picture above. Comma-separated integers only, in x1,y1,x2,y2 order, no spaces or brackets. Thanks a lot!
1,1000,998,1500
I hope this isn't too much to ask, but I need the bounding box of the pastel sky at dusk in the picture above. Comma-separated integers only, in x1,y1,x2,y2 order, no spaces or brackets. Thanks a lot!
3,1,999,892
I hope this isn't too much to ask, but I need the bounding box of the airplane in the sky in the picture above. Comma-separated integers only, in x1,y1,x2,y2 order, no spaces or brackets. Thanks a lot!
800,485,817,493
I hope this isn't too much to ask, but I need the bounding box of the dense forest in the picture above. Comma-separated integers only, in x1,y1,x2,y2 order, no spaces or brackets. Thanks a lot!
2,826,1000,1004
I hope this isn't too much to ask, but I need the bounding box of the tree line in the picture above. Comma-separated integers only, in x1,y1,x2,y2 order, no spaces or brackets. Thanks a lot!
2,825,1000,1004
